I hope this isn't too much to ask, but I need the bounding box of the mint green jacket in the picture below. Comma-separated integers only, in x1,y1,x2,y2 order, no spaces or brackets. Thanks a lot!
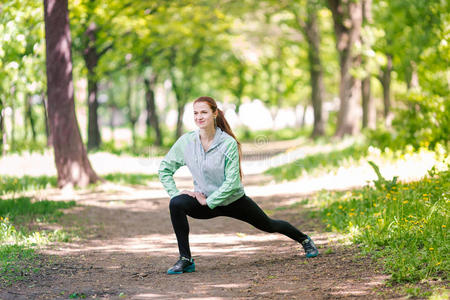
158,128,245,209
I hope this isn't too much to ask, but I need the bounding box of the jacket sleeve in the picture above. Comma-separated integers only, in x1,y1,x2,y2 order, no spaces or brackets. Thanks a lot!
158,135,187,198
206,139,242,209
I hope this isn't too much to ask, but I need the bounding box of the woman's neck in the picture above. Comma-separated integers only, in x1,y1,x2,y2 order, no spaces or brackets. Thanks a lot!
199,126,216,142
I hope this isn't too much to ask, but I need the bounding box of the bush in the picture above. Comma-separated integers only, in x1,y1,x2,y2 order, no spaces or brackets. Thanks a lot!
320,164,449,283
368,92,449,151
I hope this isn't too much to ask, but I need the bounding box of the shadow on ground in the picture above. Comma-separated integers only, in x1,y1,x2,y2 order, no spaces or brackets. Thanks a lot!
0,183,401,300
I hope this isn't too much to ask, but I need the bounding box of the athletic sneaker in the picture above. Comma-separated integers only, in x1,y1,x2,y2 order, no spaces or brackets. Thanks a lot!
167,256,195,275
301,236,319,258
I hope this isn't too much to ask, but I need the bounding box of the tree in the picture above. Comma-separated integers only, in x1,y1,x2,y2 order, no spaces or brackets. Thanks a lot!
361,0,376,129
0,98,4,154
327,0,363,137
289,0,326,137
43,0,99,188
144,73,162,146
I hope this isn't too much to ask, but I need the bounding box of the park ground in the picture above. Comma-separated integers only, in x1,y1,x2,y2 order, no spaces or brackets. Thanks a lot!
0,139,447,299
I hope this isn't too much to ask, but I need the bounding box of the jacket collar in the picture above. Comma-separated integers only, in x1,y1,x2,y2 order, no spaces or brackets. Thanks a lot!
195,127,223,153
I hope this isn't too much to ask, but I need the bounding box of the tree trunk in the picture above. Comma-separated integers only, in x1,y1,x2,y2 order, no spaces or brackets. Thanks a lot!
109,105,116,145
379,54,393,127
43,0,99,188
301,103,308,128
327,0,363,137
362,77,375,129
87,72,101,150
304,0,326,138
176,104,185,139
23,95,29,141
144,74,162,146
10,86,16,150
125,76,137,150
234,64,245,114
0,98,4,154
361,0,375,129
169,68,186,140
25,94,37,142
41,92,52,147
407,60,419,90
84,22,101,151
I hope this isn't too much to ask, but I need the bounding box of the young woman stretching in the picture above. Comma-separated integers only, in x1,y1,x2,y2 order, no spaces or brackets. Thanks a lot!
159,96,319,274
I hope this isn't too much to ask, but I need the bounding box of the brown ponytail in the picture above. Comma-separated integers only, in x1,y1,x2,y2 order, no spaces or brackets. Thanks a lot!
194,96,243,180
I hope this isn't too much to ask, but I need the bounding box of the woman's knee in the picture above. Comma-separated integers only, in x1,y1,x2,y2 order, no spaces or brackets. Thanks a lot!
169,194,190,211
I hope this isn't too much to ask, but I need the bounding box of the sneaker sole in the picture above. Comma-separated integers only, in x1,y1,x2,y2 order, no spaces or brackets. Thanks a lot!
167,264,195,275
306,252,319,258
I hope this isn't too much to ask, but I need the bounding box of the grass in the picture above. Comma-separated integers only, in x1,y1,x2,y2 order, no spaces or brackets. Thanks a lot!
102,173,159,185
0,196,76,223
317,163,449,284
0,171,158,287
0,245,39,286
0,172,160,196
265,143,369,181
236,126,312,143
0,197,76,286
0,175,57,195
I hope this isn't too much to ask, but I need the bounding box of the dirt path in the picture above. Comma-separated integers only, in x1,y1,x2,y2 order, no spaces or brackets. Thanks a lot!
0,173,404,300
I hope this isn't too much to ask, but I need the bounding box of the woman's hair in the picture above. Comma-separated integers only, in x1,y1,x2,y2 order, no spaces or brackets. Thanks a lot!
194,96,243,180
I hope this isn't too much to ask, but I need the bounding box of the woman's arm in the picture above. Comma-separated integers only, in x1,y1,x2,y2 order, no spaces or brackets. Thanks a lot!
205,138,242,209
158,135,187,198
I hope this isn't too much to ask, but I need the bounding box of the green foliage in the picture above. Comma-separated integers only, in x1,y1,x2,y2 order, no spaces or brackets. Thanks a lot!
368,92,449,151
265,143,369,181
236,126,311,143
0,198,76,286
0,175,57,195
97,136,171,157
320,166,449,284
392,93,449,150
103,173,159,185
0,244,38,286
7,138,48,154
69,292,87,299
368,161,398,191
0,197,75,222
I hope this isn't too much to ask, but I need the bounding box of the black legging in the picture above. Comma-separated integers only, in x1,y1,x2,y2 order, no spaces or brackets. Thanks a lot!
169,193,308,258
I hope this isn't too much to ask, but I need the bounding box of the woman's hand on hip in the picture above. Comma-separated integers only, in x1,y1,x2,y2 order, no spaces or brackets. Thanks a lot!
180,190,207,205
180,190,196,198
193,192,207,206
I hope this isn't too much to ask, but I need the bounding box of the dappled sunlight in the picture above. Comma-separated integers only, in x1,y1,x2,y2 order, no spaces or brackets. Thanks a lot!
42,232,315,256
328,275,390,297
245,149,443,198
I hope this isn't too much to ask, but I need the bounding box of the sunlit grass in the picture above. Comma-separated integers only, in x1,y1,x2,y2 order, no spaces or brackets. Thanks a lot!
317,165,449,284
102,173,159,185
0,196,75,223
236,126,312,143
0,172,160,196
0,175,57,195
265,143,369,181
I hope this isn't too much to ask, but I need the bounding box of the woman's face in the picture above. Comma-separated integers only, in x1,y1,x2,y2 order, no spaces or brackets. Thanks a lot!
193,101,217,130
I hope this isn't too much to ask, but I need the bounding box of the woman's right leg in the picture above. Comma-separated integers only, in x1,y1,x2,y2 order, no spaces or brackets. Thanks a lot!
219,195,308,243
169,194,219,258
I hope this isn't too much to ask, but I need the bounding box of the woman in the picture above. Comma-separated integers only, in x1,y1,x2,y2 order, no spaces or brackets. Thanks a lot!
158,96,318,275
